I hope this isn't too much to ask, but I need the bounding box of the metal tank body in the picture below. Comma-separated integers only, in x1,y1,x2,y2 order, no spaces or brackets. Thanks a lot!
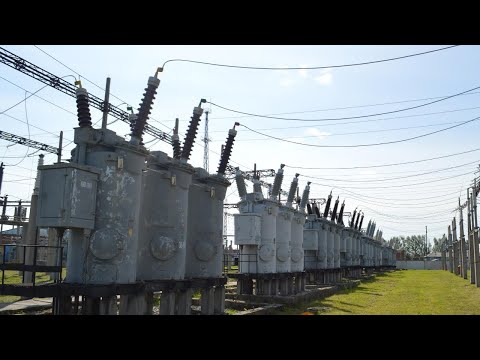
66,127,147,284
236,195,279,274
333,223,342,269
290,209,306,272
185,169,230,278
303,215,319,270
276,205,292,273
326,221,335,269
317,219,328,270
136,152,194,280
343,228,353,267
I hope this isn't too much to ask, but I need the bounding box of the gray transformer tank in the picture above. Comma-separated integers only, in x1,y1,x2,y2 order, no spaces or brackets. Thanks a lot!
65,127,147,284
136,151,194,280
185,168,230,278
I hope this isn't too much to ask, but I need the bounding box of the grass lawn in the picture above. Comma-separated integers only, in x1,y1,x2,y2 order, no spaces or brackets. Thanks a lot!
273,270,480,315
0,269,66,304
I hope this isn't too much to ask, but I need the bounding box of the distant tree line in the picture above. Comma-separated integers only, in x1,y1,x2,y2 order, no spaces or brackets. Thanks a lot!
389,234,447,260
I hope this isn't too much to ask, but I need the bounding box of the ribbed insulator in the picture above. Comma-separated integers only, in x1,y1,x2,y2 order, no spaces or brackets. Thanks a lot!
172,137,181,159
131,76,160,140
300,184,310,210
271,169,284,199
235,170,247,199
330,198,339,222
354,213,361,230
76,88,92,128
350,211,357,228
181,108,203,161
337,202,345,224
314,203,321,218
253,180,262,194
306,203,312,215
217,129,236,174
287,177,298,204
358,215,365,230
323,195,332,218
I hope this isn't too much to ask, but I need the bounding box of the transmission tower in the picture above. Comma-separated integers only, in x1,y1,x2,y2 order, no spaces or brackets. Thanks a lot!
203,108,212,172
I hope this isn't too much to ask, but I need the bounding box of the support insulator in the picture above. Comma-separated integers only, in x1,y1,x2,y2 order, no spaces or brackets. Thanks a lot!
306,203,313,215
371,222,376,237
172,118,181,159
75,87,92,128
217,123,238,175
323,191,332,218
313,203,321,218
354,211,361,229
270,164,285,200
365,220,372,236
253,179,262,195
350,209,357,228
337,200,345,225
235,167,247,200
181,101,205,161
299,182,311,211
286,173,299,207
358,214,365,230
131,76,160,143
330,196,339,222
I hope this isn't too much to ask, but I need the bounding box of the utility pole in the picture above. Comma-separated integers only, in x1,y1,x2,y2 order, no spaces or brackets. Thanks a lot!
467,190,475,283
425,225,428,257
458,197,467,279
473,178,480,287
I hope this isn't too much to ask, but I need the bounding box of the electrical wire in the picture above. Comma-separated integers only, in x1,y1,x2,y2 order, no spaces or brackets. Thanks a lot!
207,82,480,123
5,92,31,167
285,159,480,183
239,116,480,148
285,147,480,170
33,45,168,129
161,45,459,71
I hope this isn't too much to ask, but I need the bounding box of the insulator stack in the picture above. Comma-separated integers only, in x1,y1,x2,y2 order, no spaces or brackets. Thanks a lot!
235,167,247,199
337,200,345,224
286,174,299,206
253,179,262,194
270,164,285,200
307,203,313,215
299,182,311,211
354,212,361,229
358,214,365,230
172,118,181,159
131,76,160,142
323,191,332,218
181,104,204,161
350,209,357,228
217,124,238,175
331,196,339,222
366,220,372,235
313,203,321,218
76,87,92,128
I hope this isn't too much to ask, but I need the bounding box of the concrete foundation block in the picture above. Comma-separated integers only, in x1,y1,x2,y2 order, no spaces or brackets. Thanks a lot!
201,287,215,315
159,291,176,315
175,289,193,315
214,286,225,314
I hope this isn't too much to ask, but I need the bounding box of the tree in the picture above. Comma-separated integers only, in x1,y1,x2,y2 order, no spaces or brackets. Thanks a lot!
389,236,404,250
402,235,430,260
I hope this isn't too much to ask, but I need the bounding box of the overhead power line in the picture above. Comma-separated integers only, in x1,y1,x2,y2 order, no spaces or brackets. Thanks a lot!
207,82,480,123
285,147,480,170
239,116,480,148
161,45,459,71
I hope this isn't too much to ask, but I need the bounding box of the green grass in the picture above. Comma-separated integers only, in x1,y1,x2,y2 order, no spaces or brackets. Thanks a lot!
273,270,480,315
0,270,61,304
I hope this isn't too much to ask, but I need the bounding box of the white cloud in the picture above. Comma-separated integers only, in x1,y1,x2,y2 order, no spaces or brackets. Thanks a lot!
314,72,332,85
279,77,295,87
305,128,331,140
298,65,308,78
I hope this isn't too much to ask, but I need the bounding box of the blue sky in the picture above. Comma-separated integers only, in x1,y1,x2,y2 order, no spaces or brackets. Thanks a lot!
1,45,479,243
